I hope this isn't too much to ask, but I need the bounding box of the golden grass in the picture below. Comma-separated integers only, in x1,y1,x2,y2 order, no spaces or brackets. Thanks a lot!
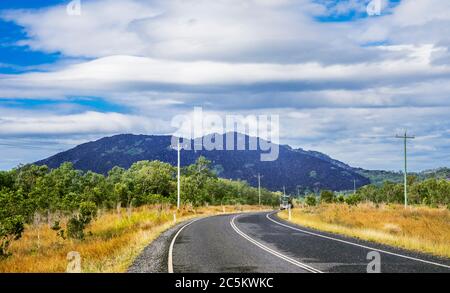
0,204,267,273
279,203,450,259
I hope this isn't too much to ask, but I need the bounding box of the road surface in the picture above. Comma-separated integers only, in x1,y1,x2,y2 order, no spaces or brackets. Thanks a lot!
169,211,450,273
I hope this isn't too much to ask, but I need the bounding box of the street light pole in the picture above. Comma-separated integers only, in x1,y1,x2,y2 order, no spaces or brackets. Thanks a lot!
395,131,415,208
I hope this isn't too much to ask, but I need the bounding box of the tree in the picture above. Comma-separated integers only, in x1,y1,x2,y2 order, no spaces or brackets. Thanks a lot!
181,157,217,206
108,166,126,212
357,185,379,203
66,202,97,240
0,215,24,257
14,165,48,194
0,190,26,257
380,181,403,203
0,170,16,190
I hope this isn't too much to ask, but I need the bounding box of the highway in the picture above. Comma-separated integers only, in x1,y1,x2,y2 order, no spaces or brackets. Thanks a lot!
168,212,450,273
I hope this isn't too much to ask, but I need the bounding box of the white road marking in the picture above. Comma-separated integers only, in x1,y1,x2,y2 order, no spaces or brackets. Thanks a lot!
267,212,450,270
168,218,203,273
230,214,323,273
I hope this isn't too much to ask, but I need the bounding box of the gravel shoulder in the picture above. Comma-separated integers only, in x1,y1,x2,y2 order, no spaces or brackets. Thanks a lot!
127,219,193,273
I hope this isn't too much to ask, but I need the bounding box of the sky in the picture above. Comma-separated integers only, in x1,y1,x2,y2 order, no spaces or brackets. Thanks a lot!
0,0,449,171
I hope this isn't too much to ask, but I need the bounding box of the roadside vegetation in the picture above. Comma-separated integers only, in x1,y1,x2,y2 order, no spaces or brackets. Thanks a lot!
0,204,266,272
279,203,450,258
0,156,279,270
280,180,450,258
302,175,450,208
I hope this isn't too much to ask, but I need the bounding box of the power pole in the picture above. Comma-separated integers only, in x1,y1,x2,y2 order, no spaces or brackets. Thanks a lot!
177,138,181,210
353,179,356,194
395,131,415,208
258,173,262,207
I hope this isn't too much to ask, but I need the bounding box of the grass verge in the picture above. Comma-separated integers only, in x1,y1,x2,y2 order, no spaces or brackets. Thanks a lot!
278,203,450,259
0,205,267,272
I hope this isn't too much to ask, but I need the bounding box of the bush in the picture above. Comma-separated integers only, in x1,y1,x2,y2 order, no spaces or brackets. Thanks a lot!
345,193,361,205
320,190,335,203
336,195,345,203
305,195,317,206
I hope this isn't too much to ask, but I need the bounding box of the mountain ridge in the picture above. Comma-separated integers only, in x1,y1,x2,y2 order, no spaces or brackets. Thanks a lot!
36,133,370,193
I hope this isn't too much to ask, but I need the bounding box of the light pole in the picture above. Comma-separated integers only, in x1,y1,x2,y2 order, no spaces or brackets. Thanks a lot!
395,131,415,208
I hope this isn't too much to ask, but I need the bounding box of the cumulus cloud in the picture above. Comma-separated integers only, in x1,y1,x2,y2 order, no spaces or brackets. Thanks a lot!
1,0,450,171
1,0,387,64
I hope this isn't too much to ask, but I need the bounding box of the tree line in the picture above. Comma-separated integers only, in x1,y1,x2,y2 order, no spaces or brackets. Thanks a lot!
303,176,450,208
0,157,279,257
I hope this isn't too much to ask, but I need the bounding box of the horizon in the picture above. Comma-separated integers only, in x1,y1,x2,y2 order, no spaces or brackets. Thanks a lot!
3,131,448,174
1,0,450,172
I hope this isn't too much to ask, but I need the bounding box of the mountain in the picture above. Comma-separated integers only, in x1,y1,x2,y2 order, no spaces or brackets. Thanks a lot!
36,133,370,193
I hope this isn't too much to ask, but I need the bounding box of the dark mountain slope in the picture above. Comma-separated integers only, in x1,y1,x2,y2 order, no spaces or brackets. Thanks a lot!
36,133,370,193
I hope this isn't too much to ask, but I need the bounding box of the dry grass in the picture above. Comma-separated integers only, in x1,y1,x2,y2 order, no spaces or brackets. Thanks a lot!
279,203,450,259
0,204,267,273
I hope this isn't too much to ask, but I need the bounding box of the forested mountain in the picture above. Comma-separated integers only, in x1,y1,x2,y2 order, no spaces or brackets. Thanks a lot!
36,133,370,193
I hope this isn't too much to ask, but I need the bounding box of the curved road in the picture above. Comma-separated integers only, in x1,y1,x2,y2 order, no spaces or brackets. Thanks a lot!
170,212,450,273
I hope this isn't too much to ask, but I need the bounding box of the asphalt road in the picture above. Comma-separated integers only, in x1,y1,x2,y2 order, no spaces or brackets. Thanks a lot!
170,211,450,273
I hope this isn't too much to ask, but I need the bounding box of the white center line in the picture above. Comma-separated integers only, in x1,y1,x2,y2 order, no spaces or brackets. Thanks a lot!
230,214,323,273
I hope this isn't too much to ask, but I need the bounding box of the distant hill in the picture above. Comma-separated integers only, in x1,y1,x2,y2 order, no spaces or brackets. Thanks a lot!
355,167,450,186
36,133,370,193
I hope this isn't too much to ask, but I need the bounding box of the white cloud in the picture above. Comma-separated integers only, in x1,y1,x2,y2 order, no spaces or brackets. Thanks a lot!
0,111,170,135
1,0,450,171
1,45,449,103
1,0,375,63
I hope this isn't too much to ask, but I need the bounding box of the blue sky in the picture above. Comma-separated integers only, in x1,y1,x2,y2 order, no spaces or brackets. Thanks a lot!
1,0,450,171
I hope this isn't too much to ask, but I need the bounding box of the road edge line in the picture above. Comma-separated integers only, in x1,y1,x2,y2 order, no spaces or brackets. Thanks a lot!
267,212,450,269
168,218,202,273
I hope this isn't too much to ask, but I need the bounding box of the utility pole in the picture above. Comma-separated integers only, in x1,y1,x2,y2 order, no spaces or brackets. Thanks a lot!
257,173,262,207
177,137,181,210
353,179,356,194
395,131,415,208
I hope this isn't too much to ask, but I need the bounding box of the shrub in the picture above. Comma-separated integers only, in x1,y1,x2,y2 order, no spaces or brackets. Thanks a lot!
320,190,335,203
305,195,317,206
345,193,361,205
336,195,345,203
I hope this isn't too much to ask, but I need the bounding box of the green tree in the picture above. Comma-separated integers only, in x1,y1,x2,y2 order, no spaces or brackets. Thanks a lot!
66,201,97,240
0,215,24,257
0,190,26,257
